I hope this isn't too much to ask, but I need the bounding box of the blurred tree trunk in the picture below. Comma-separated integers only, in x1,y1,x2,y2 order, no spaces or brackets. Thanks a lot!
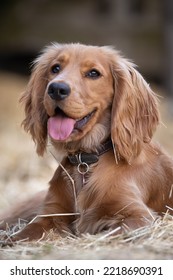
164,0,173,99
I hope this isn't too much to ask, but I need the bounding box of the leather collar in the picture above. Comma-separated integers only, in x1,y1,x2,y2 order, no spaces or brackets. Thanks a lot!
68,139,113,165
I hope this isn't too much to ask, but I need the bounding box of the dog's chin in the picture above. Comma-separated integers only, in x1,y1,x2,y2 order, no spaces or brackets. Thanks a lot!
47,106,97,143
68,112,98,142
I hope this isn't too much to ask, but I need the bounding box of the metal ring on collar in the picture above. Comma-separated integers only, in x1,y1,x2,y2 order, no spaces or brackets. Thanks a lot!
77,162,89,175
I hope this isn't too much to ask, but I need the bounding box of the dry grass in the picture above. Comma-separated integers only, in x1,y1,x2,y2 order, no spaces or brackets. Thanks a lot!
0,72,173,260
1,214,173,259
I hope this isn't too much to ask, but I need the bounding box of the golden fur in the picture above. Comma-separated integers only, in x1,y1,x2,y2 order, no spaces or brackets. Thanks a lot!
1,43,173,241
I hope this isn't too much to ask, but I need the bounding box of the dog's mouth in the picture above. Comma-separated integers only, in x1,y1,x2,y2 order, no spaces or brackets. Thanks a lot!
48,107,95,141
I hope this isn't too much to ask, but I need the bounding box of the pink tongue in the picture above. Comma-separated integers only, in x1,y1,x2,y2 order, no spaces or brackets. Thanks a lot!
48,115,76,141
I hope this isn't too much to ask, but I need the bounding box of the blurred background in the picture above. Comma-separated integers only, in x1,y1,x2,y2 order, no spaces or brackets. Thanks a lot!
0,0,173,210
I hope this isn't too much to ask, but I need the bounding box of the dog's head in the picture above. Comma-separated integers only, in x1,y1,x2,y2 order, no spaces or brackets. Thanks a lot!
21,43,159,163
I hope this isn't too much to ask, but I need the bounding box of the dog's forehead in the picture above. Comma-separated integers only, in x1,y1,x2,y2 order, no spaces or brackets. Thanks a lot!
53,44,110,66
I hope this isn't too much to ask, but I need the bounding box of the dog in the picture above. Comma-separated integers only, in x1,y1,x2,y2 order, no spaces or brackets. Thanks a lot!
1,43,173,241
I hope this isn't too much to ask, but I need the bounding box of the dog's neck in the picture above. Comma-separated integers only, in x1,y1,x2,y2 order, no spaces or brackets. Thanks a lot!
67,138,113,166
48,137,113,166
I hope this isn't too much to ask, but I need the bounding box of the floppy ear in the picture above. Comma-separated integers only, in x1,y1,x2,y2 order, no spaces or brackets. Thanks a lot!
20,43,64,155
20,61,48,156
110,55,160,163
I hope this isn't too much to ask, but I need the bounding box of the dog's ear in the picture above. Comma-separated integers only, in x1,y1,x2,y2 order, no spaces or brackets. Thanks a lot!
20,63,48,156
110,53,160,163
20,43,63,155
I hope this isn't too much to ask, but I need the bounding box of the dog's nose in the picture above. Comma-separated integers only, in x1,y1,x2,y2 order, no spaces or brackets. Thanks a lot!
48,82,71,100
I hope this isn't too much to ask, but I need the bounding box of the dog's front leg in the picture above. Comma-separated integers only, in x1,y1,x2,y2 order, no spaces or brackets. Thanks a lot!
75,199,156,235
11,165,76,241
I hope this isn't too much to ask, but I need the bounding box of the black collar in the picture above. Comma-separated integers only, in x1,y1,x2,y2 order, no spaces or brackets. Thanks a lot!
67,139,113,166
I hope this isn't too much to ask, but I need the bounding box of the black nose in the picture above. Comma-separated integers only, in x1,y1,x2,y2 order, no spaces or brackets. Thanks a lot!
48,82,71,100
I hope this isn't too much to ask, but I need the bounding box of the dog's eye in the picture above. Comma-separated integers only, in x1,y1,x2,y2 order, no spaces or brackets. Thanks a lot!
51,64,61,74
86,69,101,79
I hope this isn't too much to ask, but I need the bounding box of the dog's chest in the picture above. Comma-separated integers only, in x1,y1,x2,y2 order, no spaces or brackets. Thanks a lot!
70,165,95,194
62,162,98,198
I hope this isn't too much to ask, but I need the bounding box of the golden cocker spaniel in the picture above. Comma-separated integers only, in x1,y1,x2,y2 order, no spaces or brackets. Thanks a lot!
1,43,173,241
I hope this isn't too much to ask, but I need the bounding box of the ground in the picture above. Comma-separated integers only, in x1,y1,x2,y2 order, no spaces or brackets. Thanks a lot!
0,72,173,259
